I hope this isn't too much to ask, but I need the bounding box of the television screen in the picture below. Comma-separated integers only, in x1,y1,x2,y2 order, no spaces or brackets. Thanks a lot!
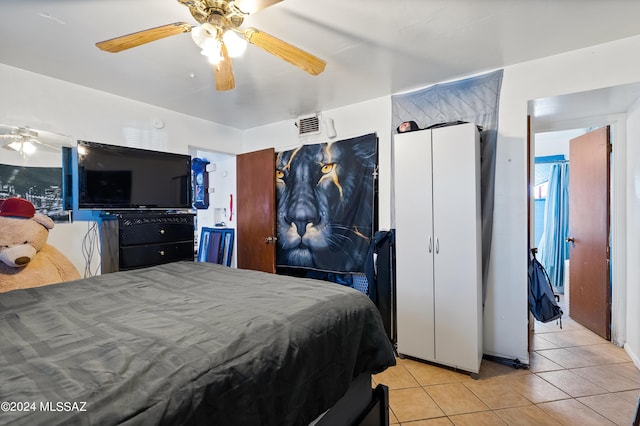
77,141,192,210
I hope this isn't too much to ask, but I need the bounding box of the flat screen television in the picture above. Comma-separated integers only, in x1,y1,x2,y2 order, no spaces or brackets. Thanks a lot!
76,140,192,210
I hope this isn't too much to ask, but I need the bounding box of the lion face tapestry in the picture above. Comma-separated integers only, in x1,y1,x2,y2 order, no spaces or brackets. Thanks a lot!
275,133,377,273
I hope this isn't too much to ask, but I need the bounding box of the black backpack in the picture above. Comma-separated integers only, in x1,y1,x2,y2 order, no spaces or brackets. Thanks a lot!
528,249,563,327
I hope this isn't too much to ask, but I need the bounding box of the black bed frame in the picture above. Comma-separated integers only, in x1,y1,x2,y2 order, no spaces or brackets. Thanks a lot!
312,373,390,426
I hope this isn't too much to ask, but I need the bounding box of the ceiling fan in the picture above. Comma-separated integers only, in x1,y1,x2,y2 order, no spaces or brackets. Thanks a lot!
0,125,72,156
95,0,326,91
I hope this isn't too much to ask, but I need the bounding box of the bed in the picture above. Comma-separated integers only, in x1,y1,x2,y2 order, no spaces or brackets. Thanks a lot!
0,261,396,425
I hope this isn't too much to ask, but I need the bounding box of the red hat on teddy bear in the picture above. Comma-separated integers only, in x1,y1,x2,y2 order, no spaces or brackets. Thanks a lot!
0,197,36,219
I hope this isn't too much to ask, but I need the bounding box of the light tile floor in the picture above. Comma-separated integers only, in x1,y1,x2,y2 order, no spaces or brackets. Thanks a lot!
373,311,640,425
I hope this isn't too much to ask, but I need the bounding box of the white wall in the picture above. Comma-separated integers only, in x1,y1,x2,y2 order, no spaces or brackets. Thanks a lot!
625,97,640,366
0,63,243,275
534,128,586,159
192,150,237,229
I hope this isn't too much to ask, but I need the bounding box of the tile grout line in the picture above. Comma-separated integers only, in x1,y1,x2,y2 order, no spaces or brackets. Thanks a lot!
383,312,639,425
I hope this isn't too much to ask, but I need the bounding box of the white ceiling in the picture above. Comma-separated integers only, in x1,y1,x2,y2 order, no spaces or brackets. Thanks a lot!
3,0,640,130
532,81,640,131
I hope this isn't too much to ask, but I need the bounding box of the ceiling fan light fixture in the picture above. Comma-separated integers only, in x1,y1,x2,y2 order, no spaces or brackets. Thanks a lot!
7,140,37,155
206,53,223,65
191,25,206,47
202,43,223,65
199,37,219,61
7,141,21,151
22,141,37,155
192,23,226,65
223,30,247,58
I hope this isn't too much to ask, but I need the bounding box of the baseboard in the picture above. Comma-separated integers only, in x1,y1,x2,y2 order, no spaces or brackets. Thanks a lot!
624,343,640,371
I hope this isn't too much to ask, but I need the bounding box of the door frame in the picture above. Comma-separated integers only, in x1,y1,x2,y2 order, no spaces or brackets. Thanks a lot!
530,113,627,346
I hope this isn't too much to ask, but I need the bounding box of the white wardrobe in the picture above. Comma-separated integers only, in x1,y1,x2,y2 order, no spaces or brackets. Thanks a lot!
393,122,483,376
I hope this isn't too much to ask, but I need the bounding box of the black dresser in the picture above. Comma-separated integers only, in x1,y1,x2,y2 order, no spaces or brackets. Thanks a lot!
100,212,195,273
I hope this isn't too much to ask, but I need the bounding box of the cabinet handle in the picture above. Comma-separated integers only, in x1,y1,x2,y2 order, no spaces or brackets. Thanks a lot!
159,250,165,256
435,237,440,254
159,229,165,235
428,236,432,253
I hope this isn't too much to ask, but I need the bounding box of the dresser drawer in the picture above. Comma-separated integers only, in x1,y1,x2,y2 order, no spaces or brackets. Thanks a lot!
119,241,194,270
118,215,194,245
119,222,193,246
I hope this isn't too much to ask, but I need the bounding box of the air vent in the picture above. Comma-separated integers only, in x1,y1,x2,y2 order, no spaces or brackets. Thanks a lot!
296,114,320,136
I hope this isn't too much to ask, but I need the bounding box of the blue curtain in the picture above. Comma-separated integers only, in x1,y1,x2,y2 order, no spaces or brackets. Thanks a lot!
538,162,570,291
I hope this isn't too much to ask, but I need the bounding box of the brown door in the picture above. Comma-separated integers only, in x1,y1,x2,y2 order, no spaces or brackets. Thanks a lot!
236,148,277,273
568,126,611,340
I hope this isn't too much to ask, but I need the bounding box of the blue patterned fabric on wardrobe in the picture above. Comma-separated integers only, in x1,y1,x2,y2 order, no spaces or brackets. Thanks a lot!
391,69,503,302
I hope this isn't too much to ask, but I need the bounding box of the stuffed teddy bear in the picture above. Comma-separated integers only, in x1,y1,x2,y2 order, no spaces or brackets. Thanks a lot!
0,197,81,293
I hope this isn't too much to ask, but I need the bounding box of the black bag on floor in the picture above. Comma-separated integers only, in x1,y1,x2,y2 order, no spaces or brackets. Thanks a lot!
528,249,563,326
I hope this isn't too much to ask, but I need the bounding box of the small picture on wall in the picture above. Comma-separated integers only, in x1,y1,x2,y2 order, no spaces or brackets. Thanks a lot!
0,164,68,222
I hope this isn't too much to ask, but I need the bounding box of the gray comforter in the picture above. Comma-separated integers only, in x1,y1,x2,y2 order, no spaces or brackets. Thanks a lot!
0,261,395,425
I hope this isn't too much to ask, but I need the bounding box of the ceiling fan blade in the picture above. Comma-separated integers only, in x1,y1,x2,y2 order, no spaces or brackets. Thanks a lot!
0,124,71,155
0,124,20,136
2,141,58,154
233,0,283,14
34,129,73,147
96,22,192,53
31,139,63,153
213,43,236,91
244,28,326,76
0,136,17,150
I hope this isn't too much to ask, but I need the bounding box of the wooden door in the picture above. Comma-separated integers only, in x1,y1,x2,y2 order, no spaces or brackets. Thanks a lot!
393,129,436,361
568,126,611,339
236,148,277,273
431,123,482,374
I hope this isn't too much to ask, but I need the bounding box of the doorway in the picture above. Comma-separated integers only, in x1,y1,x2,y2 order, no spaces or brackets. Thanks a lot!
188,147,237,268
529,84,633,346
533,129,585,298
533,127,611,340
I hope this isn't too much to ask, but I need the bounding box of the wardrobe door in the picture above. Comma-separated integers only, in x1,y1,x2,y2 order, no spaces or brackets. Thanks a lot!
431,123,482,373
394,130,435,361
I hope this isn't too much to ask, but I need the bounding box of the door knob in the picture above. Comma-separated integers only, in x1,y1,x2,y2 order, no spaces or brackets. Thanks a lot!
566,237,575,243
265,236,278,244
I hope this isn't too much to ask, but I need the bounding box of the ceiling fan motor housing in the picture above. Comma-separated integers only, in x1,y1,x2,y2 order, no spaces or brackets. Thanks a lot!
182,0,245,28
